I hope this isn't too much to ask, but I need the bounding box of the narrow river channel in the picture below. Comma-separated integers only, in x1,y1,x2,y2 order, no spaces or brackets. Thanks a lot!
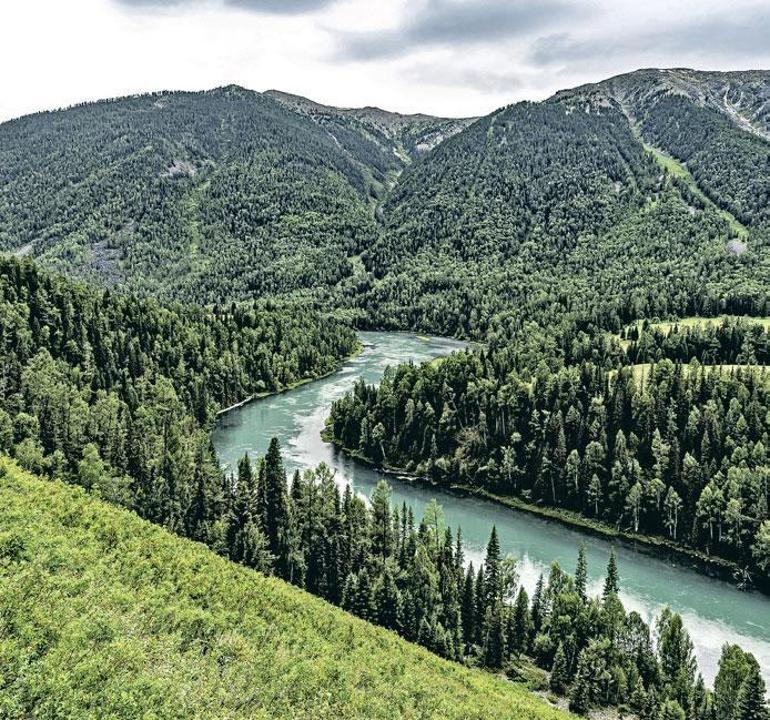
212,331,770,685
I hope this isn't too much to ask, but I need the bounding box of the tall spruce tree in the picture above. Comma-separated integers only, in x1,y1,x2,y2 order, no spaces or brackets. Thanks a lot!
575,544,588,601
550,643,570,694
603,549,619,599
263,438,291,577
484,526,503,606
735,663,769,720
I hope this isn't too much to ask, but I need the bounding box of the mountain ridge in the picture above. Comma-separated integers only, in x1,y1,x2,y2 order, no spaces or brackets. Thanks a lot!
1,68,768,334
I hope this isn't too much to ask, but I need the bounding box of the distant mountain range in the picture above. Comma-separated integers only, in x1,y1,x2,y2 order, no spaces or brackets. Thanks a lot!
1,68,768,332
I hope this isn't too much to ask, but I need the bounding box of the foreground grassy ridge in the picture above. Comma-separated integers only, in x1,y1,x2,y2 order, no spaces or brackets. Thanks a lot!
0,460,572,720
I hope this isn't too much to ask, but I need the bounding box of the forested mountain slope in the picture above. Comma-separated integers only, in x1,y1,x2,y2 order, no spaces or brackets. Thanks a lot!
558,69,770,231
324,69,770,588
0,459,573,720
351,69,770,336
1,70,768,336
0,85,383,303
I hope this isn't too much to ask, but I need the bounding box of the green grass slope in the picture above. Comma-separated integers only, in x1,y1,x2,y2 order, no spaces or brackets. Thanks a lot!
0,458,573,720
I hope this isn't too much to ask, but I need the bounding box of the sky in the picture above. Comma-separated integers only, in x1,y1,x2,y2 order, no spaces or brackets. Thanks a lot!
1,0,770,122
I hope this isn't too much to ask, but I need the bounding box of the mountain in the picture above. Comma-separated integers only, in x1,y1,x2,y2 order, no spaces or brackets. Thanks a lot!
1,70,769,335
0,85,382,303
562,68,770,139
355,68,770,335
265,89,475,166
556,69,770,228
0,458,572,720
0,85,471,307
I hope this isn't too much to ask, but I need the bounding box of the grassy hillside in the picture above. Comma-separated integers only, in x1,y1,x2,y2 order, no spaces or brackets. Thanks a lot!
0,457,573,720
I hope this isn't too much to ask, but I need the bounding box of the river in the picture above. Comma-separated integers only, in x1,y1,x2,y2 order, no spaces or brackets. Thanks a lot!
212,331,770,686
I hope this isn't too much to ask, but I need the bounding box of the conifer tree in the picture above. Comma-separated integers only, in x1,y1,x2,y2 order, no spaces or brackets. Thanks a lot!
715,645,757,720
735,663,769,720
659,700,686,720
461,564,476,650
575,544,588,602
482,602,507,670
263,438,290,577
373,563,403,631
509,586,532,656
603,548,620,599
570,650,592,715
550,643,570,694
484,526,502,605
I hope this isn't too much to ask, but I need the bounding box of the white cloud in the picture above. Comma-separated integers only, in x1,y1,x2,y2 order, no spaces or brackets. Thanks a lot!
0,0,769,123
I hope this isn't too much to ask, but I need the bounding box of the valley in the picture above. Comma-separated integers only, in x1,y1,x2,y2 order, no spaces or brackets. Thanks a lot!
1,65,769,719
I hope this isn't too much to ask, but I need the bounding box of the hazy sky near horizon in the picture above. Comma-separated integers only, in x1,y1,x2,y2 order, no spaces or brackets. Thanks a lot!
1,0,770,122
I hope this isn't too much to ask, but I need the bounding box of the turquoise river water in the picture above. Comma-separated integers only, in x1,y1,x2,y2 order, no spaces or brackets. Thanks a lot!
213,331,770,685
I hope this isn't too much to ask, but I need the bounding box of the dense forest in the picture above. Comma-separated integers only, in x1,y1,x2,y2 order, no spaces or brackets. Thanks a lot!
2,70,769,338
0,256,357,545
327,319,770,582
0,86,383,303
2,67,770,716
176,439,767,720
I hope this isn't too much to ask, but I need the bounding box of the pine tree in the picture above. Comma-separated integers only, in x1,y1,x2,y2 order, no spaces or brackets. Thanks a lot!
461,564,476,650
659,700,686,720
715,645,756,720
509,586,532,655
531,573,546,634
484,526,502,605
370,479,393,563
234,520,273,573
474,564,486,645
550,643,570,694
575,544,588,602
657,609,696,713
263,438,290,578
482,602,507,670
603,548,619,599
735,663,769,720
569,650,592,715
373,564,403,631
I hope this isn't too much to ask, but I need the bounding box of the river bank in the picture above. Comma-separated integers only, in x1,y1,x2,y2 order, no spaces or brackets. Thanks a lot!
321,430,765,595
214,330,770,685
216,341,365,416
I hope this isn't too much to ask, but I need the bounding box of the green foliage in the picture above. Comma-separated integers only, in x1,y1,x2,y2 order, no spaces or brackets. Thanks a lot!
735,663,770,720
327,334,770,577
0,87,381,304
0,256,357,548
3,71,769,337
0,459,575,720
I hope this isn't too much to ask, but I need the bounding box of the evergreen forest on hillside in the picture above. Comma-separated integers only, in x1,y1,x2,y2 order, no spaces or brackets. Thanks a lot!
1,66,770,719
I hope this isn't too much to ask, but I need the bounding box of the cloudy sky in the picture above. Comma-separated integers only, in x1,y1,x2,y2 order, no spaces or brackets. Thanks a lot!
1,0,769,122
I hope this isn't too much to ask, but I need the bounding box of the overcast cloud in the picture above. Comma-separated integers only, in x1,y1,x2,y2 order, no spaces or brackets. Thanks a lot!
0,0,768,122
